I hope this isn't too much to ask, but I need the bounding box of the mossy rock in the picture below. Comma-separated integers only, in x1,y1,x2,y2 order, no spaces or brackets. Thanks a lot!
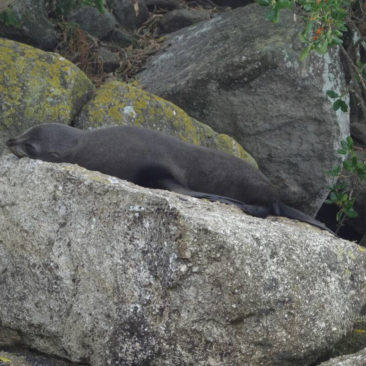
76,80,257,166
0,38,94,153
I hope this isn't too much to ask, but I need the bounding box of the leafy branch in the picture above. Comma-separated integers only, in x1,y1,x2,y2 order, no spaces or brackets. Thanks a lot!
326,136,366,233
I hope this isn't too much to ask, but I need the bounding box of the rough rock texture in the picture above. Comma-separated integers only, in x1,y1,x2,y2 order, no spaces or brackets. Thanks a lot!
210,0,254,7
67,6,117,40
107,28,138,47
158,8,211,34
0,0,57,50
96,47,120,73
76,80,257,164
1,154,366,366
137,4,349,215
144,0,183,11
319,347,366,366
0,39,94,155
106,0,149,30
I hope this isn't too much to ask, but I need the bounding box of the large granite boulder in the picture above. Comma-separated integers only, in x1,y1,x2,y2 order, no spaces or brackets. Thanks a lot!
0,154,365,365
137,3,349,215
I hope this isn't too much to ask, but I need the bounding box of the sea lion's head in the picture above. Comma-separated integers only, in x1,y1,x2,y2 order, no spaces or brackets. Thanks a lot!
6,123,81,163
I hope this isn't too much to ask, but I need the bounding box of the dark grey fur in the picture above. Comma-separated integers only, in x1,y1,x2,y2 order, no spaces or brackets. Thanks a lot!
7,123,333,233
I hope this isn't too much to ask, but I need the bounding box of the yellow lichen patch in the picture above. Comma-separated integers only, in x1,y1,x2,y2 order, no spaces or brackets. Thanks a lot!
347,250,356,261
77,80,257,165
354,329,366,334
0,38,94,131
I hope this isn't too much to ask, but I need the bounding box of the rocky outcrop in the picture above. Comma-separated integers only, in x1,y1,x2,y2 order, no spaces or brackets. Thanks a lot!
0,0,57,50
67,6,118,40
76,80,257,164
157,8,211,34
106,0,149,30
137,3,349,216
0,154,365,366
0,39,94,154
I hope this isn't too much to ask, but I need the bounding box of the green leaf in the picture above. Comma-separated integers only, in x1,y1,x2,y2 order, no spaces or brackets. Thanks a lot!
277,0,291,9
336,210,344,222
330,191,337,202
298,32,308,43
327,166,341,176
304,20,314,37
331,35,343,45
346,136,354,148
340,99,349,110
315,39,329,54
345,207,358,218
256,0,271,6
333,99,344,111
266,7,280,23
343,160,353,171
299,44,312,62
340,193,348,202
326,90,339,99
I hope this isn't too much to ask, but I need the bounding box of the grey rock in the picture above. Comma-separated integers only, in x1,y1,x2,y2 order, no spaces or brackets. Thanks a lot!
67,6,117,39
319,347,366,366
107,0,149,30
158,9,211,34
144,0,183,11
107,29,138,47
137,4,349,216
96,47,120,72
0,0,57,50
1,154,366,366
210,0,254,7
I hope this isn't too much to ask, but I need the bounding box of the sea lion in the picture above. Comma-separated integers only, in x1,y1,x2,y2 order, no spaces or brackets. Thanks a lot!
6,123,333,233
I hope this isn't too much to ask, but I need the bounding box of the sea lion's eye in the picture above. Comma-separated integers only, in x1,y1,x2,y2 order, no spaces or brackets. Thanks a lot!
24,143,36,155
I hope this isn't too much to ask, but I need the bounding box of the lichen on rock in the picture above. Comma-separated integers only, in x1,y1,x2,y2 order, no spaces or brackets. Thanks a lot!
0,38,94,133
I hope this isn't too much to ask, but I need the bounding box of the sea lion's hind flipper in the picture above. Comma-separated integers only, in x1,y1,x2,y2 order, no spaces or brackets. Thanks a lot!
277,201,336,235
166,183,270,218
134,164,270,217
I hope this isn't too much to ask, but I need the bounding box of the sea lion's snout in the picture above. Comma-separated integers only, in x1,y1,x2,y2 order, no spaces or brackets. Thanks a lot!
6,138,15,147
6,137,27,158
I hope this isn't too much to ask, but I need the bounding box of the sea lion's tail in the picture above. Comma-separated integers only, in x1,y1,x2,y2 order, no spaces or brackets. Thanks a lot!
275,201,335,235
